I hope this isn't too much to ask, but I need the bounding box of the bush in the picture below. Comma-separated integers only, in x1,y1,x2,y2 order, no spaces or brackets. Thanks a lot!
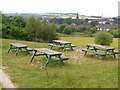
108,29,120,38
94,32,113,46
26,17,58,42
58,25,66,33
62,27,73,35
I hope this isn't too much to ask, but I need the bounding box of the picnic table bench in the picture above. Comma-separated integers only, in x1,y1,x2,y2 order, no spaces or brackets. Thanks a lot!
82,44,119,59
29,48,69,68
8,43,33,56
49,40,76,50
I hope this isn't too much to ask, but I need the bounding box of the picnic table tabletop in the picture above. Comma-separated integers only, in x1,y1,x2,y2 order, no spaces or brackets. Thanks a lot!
87,44,115,50
53,40,72,44
34,48,62,55
10,43,27,47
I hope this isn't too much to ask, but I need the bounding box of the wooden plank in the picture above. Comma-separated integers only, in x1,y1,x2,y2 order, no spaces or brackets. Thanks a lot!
34,48,62,55
87,44,115,50
53,40,72,44
49,44,64,48
82,49,107,56
10,43,27,47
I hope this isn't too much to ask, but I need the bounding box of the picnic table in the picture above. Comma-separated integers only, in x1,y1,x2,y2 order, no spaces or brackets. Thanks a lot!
29,48,69,68
8,43,33,56
49,40,76,50
82,44,119,59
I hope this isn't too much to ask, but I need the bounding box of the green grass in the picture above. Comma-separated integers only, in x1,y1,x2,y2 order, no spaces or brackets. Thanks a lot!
2,37,118,88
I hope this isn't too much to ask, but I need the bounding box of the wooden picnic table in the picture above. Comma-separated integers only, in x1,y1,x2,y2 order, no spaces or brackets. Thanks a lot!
29,48,68,68
8,43,33,56
49,40,76,50
82,44,119,59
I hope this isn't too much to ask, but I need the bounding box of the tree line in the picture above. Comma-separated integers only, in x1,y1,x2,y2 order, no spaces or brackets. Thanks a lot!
2,14,58,42
2,14,119,43
49,17,99,27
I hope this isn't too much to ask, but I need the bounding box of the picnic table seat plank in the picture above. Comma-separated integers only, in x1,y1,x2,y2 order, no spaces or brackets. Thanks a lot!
60,55,69,60
49,44,64,49
26,48,33,51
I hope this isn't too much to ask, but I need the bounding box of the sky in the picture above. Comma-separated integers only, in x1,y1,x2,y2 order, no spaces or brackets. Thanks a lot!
0,0,119,17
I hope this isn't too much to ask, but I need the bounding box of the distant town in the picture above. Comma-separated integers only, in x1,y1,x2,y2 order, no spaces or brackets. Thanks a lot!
4,12,118,32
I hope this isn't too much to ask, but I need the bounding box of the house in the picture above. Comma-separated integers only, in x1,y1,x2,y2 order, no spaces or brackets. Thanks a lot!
96,24,118,31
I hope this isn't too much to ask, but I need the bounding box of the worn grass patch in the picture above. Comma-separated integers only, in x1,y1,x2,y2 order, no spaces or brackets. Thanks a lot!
2,37,118,88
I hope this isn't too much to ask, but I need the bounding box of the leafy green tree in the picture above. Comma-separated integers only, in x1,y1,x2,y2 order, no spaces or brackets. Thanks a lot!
64,17,72,25
2,14,27,39
62,27,73,35
25,16,42,40
108,29,120,38
95,32,113,46
26,17,58,42
58,25,66,33
42,20,58,42
90,21,99,27
12,16,26,27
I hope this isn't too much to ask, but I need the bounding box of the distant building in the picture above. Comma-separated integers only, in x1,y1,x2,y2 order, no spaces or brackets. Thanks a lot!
96,24,118,31
76,12,79,26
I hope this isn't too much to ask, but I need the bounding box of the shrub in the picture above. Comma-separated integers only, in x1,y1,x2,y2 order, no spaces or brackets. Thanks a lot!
94,32,113,46
62,27,73,35
58,25,66,33
108,29,120,38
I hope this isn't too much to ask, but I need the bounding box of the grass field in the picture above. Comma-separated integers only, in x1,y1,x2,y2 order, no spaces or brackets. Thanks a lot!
2,37,118,88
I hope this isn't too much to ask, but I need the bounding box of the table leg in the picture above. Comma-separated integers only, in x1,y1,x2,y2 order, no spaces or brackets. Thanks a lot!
85,46,89,55
84,51,87,55
112,50,116,58
44,56,51,67
15,48,20,56
45,54,48,59
8,45,12,53
29,50,37,63
58,55,64,65
51,46,53,49
70,45,74,51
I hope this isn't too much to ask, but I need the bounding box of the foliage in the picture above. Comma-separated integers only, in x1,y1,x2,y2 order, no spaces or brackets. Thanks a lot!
2,14,27,40
77,27,97,37
94,32,113,46
64,17,72,25
62,27,73,35
57,25,66,33
2,14,58,42
90,21,99,27
49,18,82,25
108,29,120,38
25,17,58,42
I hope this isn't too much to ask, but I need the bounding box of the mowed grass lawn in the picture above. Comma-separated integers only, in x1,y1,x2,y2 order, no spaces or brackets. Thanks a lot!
2,37,118,88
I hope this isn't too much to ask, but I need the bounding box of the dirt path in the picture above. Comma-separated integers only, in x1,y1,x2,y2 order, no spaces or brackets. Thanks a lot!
0,67,16,89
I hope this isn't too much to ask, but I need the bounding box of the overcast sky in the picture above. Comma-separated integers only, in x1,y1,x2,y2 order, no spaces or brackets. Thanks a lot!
0,0,119,17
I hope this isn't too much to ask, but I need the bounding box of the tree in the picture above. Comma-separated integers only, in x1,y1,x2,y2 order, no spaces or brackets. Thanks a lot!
90,21,99,27
25,16,42,40
94,32,113,46
25,17,58,42
58,25,66,33
62,27,73,35
108,29,120,38
2,14,27,40
64,17,72,25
